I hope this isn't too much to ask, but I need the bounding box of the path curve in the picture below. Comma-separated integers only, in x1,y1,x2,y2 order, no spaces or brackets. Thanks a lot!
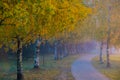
71,53,110,80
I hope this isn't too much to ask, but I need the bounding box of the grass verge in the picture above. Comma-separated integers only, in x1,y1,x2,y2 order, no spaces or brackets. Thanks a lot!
0,54,80,80
92,54,120,80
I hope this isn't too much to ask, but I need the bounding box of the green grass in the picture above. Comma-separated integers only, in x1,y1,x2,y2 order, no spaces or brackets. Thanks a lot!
92,54,120,80
0,54,80,80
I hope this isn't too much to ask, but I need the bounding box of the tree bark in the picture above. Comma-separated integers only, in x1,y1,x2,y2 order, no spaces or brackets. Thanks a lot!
106,6,111,68
106,33,110,67
54,41,58,60
17,38,24,80
106,37,110,67
34,39,41,68
42,54,45,66
64,44,68,57
99,41,103,64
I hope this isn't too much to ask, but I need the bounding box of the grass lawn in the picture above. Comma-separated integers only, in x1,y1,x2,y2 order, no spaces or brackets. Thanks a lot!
92,54,120,80
0,54,80,80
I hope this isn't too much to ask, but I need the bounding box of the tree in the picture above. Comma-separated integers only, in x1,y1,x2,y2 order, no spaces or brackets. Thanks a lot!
106,5,111,67
36,0,92,60
88,0,120,67
99,41,103,63
105,0,120,67
86,0,108,64
0,1,38,80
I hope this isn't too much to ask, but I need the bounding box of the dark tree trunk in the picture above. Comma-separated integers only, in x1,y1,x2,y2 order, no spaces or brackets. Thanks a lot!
17,38,24,80
54,42,58,60
42,55,45,66
99,41,103,64
64,44,68,57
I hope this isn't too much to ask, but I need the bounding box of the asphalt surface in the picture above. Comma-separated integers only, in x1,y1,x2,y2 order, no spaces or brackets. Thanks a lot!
71,53,110,80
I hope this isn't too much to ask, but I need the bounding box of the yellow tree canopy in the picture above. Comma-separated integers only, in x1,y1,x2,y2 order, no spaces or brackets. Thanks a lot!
0,0,91,51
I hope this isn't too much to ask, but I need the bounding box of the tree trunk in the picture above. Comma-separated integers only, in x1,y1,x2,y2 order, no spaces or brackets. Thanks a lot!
106,39,110,67
64,44,68,57
106,6,111,68
99,41,103,64
54,42,58,60
42,54,45,66
17,38,24,80
106,36,110,67
34,39,40,68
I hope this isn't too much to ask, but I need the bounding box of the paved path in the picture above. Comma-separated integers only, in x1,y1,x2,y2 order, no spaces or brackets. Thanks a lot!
71,53,110,80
